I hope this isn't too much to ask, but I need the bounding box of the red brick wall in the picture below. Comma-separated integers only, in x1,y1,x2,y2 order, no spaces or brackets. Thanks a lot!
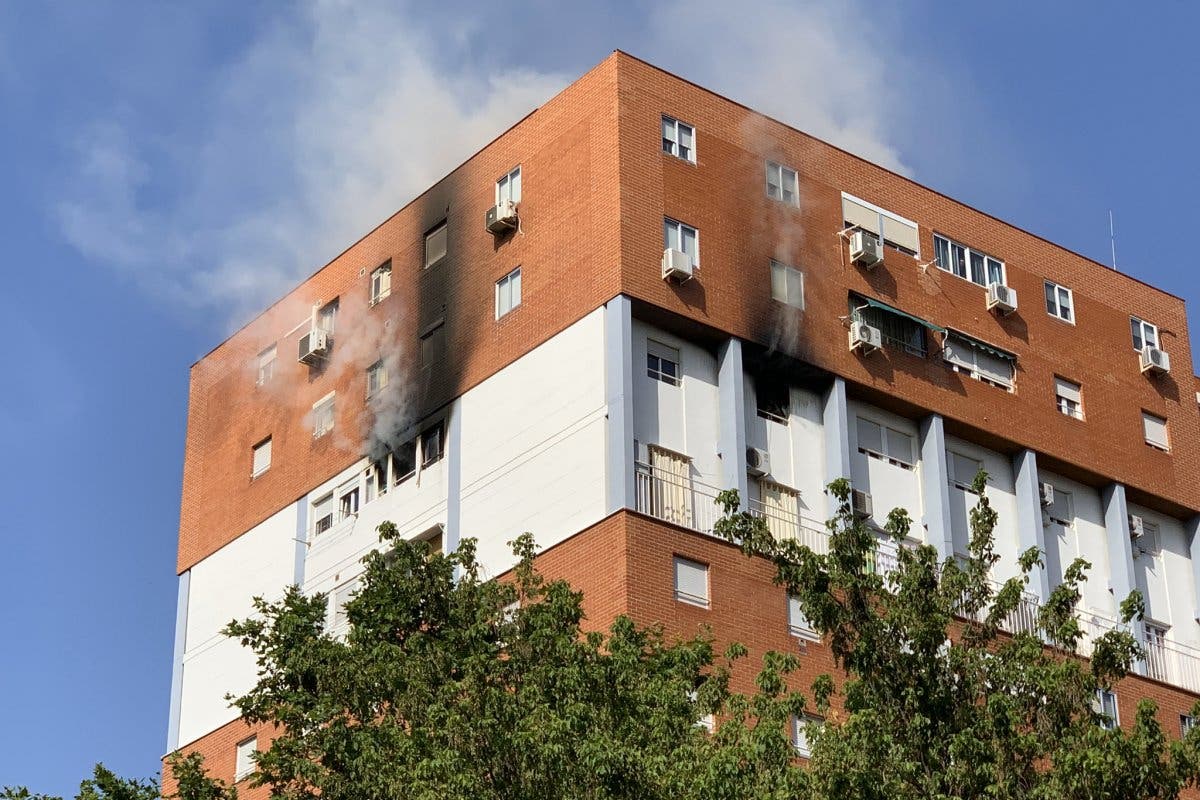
613,53,1199,518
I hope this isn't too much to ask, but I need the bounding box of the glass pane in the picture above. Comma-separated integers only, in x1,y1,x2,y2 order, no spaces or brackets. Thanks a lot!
1045,282,1057,314
510,269,521,306
770,262,787,302
1131,318,1143,350
679,124,693,150
935,236,950,270
987,258,1004,285
1057,288,1071,319
787,270,804,308
951,244,967,277
857,418,883,453
664,220,676,250
885,428,913,464
510,169,521,203
681,227,697,259
969,252,985,285
662,117,673,141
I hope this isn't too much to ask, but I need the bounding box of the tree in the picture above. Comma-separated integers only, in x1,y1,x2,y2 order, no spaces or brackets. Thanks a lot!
1,764,160,800
713,474,1200,799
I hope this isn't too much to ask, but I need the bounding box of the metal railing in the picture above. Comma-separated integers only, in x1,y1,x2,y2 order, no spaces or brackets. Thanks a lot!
632,460,1200,696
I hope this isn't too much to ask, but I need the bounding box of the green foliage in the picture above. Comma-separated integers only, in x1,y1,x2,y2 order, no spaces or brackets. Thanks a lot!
714,472,1200,799
2,765,159,800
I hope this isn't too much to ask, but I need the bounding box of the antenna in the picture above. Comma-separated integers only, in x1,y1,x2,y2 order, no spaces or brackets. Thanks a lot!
1108,210,1118,270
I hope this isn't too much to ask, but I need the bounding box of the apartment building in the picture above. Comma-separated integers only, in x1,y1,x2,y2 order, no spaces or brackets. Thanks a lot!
165,51,1200,790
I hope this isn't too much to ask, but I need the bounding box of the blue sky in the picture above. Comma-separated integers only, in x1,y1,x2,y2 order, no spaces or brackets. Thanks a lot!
2,1,1198,792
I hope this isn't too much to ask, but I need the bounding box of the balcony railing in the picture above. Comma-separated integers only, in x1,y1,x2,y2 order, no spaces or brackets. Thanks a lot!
632,460,1200,696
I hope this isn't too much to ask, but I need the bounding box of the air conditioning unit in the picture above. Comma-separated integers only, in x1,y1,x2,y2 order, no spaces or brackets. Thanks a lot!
662,248,693,282
485,198,518,234
1129,514,1146,540
849,230,883,268
1140,346,1171,375
746,447,770,477
849,322,883,353
851,489,873,520
986,282,1018,315
1039,482,1055,507
298,329,330,365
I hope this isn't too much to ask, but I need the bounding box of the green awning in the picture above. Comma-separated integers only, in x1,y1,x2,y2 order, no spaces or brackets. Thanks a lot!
858,296,947,333
946,329,1015,360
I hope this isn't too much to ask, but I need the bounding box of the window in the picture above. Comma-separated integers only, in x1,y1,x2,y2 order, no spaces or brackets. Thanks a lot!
1142,411,1169,451
663,218,699,267
644,446,693,527
1055,377,1083,420
770,260,804,309
756,378,790,423
758,480,800,541
932,234,1005,287
1045,486,1073,527
788,594,817,641
235,736,257,781
1134,519,1161,557
496,166,521,206
312,393,335,438
420,320,445,369
495,267,522,318
337,478,359,521
947,451,983,491
647,340,681,386
331,578,359,633
366,360,388,398
792,715,821,758
365,459,388,503
312,492,334,536
1145,622,1168,681
424,221,448,267
851,296,930,357
765,161,799,206
1044,281,1074,323
420,423,443,467
673,556,709,608
256,344,277,386
856,417,915,469
418,524,444,555
1094,689,1119,730
251,437,272,478
688,689,715,732
661,116,695,162
1182,715,1196,737
318,298,339,335
1131,317,1159,352
394,441,417,484
369,261,392,306
943,331,1016,391
842,192,920,255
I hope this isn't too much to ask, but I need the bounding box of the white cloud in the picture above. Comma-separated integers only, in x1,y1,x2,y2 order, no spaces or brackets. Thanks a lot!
57,0,934,329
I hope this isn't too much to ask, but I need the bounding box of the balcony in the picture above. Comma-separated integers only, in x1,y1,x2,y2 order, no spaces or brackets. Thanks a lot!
631,459,1200,696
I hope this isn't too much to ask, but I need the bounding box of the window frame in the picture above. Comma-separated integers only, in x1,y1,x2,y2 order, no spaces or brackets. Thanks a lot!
496,165,522,206
235,735,257,781
755,377,790,423
312,491,334,536
932,233,1006,288
1095,688,1119,730
424,220,448,268
495,266,522,319
1142,410,1170,452
1131,316,1159,352
787,594,818,642
1054,376,1084,420
318,298,339,335
663,217,699,267
1182,714,1196,737
765,160,799,206
369,261,392,306
312,393,336,438
420,423,444,468
1044,280,1075,324
661,115,696,163
251,436,272,478
646,339,681,386
770,260,805,309
792,714,821,758
366,359,388,398
947,450,984,492
255,344,277,387
856,416,916,470
673,555,710,609
841,192,920,256
942,331,1017,392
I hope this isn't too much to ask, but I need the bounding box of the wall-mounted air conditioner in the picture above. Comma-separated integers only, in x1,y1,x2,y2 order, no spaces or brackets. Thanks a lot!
1039,482,1055,507
1140,346,1171,375
849,230,883,268
298,329,330,365
851,489,873,520
485,198,518,234
746,447,770,477
662,248,693,282
987,282,1018,315
849,321,882,353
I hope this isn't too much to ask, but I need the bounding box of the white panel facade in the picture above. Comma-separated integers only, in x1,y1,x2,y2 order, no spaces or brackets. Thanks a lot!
178,503,297,747
1129,503,1194,644
744,379,828,522
460,309,608,575
1039,471,1114,618
847,401,923,535
943,435,1020,583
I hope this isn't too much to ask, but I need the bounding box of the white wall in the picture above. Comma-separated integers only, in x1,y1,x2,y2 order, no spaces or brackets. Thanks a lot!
1129,503,1195,645
460,309,608,576
631,322,722,487
1039,471,1113,618
943,435,1020,583
744,380,828,522
177,503,297,747
847,401,923,536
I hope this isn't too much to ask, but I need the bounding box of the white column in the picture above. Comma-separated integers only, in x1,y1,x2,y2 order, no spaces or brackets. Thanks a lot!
717,338,747,509
919,414,954,561
1012,449,1050,604
604,296,635,513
